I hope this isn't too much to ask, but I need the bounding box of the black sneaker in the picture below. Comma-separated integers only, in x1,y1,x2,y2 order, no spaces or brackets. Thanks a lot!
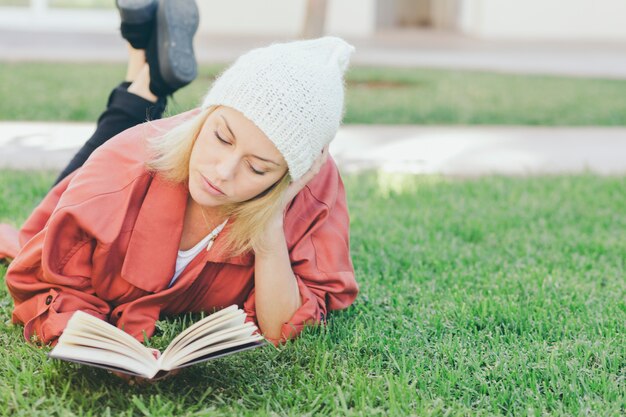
117,0,158,49
146,0,199,97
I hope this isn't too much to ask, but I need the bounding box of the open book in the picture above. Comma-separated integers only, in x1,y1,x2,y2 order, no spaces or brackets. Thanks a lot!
48,305,266,379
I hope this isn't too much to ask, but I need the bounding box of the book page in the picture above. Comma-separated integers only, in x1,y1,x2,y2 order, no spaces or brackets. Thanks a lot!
160,324,262,370
161,310,246,360
61,322,151,361
57,333,156,370
172,322,258,360
163,313,245,356
63,311,155,361
49,343,158,378
163,335,266,370
49,311,157,376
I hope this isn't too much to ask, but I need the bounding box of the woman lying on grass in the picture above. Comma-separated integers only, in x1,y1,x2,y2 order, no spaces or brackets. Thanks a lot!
0,0,358,380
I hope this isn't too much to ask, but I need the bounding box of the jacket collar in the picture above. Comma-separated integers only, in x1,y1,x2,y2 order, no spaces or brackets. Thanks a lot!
121,173,253,294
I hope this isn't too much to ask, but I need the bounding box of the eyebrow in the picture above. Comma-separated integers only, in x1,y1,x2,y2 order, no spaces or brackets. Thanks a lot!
219,115,280,166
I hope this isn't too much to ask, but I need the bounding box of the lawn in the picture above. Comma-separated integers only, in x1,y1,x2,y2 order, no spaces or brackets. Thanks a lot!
0,171,624,416
1,62,626,125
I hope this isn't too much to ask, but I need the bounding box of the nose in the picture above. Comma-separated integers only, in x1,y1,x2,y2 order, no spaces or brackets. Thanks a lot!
215,153,239,181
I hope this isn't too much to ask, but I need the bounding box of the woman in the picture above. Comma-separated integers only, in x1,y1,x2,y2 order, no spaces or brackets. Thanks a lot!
0,0,358,357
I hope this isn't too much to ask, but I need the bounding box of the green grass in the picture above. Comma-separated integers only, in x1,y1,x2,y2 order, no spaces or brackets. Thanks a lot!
2,62,626,125
0,171,624,416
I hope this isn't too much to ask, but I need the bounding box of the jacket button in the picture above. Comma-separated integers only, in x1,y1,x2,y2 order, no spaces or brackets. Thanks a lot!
45,295,53,305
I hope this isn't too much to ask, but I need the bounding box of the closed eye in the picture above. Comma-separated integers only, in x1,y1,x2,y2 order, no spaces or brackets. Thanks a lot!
215,130,266,175
248,162,266,175
215,130,230,144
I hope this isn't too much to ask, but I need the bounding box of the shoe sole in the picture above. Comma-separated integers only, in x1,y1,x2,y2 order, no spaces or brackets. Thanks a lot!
156,0,199,88
117,0,157,24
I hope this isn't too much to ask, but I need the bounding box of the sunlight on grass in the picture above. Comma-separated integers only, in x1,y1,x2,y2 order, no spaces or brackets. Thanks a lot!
374,171,449,199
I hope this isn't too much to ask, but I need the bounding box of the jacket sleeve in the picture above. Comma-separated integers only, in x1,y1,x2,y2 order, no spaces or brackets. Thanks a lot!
243,158,359,345
5,182,112,346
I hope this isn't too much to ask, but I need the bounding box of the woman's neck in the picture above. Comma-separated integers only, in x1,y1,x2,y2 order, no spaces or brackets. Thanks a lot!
179,196,226,251
186,195,224,228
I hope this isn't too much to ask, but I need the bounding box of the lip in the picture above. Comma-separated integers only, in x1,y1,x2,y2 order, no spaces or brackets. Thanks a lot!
201,175,226,196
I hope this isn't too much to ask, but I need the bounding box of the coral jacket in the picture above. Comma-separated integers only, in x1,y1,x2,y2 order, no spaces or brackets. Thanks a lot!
3,108,358,346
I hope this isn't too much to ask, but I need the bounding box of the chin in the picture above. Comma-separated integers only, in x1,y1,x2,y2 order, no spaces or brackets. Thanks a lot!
187,177,213,206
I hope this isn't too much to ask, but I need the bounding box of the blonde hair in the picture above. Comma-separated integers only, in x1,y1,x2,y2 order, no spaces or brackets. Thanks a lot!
145,105,291,258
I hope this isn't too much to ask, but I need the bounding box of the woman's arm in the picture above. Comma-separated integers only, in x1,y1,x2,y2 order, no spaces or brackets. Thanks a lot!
252,217,302,340
251,146,328,341
6,224,110,346
243,151,358,345
6,167,131,346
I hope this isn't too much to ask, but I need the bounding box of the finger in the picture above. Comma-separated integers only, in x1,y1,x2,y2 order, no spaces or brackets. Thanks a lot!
313,153,327,173
131,376,154,386
320,150,329,166
111,371,132,381
149,348,161,359
281,146,330,206
302,150,327,183
150,368,181,382
318,146,329,165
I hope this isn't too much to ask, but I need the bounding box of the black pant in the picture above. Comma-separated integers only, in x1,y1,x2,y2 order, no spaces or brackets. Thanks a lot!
52,82,166,187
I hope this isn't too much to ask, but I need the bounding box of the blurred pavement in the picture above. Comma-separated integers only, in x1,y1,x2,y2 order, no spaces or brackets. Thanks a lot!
2,28,625,177
1,121,625,176
2,28,626,78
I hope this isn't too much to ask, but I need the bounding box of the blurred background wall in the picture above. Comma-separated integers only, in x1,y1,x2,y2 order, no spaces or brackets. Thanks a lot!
458,0,626,40
2,0,626,41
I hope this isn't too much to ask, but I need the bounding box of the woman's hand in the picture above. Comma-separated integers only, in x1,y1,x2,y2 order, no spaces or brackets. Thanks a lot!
111,369,180,385
110,348,180,385
253,145,329,255
279,144,329,214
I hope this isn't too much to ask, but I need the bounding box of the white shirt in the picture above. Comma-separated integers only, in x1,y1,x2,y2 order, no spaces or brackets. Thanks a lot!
168,218,228,288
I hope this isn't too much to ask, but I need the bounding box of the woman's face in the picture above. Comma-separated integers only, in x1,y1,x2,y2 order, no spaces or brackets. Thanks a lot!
188,106,288,208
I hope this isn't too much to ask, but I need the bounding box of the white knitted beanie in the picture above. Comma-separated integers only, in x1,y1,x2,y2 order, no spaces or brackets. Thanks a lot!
201,36,355,180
